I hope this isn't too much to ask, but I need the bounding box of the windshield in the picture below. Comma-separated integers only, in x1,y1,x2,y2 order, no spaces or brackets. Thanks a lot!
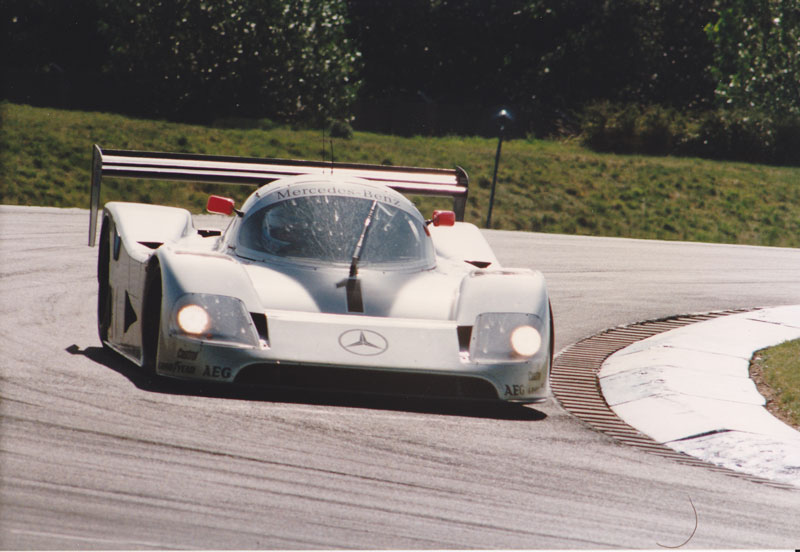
237,194,435,269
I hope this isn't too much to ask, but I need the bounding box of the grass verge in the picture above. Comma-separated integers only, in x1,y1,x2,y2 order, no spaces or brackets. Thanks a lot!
3,102,800,246
750,340,800,430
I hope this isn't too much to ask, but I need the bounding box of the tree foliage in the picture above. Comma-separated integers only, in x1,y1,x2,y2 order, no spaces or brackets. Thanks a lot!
706,0,800,117
347,0,717,133
2,0,110,109
3,0,799,142
101,0,360,123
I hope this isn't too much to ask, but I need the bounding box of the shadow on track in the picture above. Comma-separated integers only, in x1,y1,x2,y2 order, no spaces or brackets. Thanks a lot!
67,344,546,422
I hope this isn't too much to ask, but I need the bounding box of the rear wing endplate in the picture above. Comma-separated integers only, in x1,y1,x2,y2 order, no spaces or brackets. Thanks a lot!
89,144,469,246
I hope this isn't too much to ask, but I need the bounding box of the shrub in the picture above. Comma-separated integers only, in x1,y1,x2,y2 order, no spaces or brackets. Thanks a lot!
686,110,800,166
580,102,800,166
581,103,689,156
328,119,354,140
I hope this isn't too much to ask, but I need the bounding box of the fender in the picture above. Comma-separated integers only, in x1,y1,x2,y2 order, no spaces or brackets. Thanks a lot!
454,269,549,325
429,222,499,268
146,248,266,373
101,203,194,358
104,202,194,263
155,248,263,314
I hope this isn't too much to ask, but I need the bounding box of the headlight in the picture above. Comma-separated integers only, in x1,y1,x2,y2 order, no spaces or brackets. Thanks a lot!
170,293,259,347
510,325,542,357
470,312,545,363
177,304,211,335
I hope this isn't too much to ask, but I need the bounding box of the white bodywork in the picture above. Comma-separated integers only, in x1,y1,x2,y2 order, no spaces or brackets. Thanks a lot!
96,174,552,402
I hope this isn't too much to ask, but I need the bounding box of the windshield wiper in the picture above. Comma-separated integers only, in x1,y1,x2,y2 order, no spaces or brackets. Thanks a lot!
337,200,378,313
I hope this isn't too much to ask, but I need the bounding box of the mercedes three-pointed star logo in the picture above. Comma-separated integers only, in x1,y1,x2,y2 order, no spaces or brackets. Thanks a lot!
338,329,389,356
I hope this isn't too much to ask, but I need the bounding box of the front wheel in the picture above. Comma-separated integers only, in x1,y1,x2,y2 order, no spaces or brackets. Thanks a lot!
141,259,163,375
548,300,555,368
97,217,112,344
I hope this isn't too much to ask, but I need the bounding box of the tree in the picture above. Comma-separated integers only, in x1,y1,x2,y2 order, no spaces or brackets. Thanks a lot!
347,0,718,135
706,0,800,117
101,0,361,124
2,0,111,109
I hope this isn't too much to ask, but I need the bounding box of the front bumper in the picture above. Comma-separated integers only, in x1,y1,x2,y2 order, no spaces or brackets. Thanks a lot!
156,310,551,402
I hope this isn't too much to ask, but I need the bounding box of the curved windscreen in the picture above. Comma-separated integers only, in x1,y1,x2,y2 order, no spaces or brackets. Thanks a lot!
237,194,435,269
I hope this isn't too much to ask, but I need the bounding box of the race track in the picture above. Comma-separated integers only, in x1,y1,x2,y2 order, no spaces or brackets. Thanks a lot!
2,205,800,549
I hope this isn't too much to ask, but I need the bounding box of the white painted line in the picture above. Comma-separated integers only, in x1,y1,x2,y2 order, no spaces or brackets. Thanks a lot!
8,528,178,549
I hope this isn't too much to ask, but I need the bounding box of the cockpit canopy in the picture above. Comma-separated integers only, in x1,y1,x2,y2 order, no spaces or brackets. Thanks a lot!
236,185,435,270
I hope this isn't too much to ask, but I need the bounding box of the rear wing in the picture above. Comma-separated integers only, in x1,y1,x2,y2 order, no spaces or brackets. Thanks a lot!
89,144,469,246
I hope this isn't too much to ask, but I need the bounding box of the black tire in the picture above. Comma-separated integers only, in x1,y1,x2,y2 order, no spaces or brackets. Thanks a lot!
141,259,163,375
548,300,555,368
97,217,112,344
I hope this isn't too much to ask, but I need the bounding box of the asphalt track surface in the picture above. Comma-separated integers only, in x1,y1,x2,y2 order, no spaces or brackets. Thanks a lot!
2,205,800,549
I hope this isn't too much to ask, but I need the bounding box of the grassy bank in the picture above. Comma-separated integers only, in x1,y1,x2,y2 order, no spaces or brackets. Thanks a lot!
3,102,800,247
751,340,800,430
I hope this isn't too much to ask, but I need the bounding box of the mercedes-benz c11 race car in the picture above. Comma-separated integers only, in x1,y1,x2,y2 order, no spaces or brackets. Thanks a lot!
88,145,553,402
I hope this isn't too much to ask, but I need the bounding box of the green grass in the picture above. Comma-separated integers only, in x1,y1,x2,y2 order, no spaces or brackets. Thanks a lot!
3,101,800,247
752,340,800,428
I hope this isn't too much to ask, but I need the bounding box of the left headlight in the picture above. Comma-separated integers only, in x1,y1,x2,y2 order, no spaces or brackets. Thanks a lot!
169,293,259,347
471,312,545,363
177,304,211,335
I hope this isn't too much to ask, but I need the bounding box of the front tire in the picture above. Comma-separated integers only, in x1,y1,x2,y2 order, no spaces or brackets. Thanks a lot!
97,217,112,344
141,259,163,375
548,300,555,368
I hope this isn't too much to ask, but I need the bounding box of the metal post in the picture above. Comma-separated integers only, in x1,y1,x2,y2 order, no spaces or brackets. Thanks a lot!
486,109,511,229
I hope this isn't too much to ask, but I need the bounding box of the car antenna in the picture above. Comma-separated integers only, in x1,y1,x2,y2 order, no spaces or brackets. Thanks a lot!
321,125,334,174
321,127,326,166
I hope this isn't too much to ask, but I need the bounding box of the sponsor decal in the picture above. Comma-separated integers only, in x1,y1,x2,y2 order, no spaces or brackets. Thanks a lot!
504,384,527,397
338,329,388,356
161,362,196,375
504,382,543,397
274,186,402,206
203,365,232,379
177,348,199,361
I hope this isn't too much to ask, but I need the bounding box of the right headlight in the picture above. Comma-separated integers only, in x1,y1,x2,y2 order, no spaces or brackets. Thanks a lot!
510,324,542,357
470,312,545,363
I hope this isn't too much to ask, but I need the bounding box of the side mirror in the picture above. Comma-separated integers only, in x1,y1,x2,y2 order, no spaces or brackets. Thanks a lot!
431,210,456,227
207,195,236,216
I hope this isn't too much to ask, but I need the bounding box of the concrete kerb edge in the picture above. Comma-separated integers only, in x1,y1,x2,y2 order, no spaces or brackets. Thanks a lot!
597,306,800,487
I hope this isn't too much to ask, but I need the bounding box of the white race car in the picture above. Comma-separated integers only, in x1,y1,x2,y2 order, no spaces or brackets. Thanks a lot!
89,145,553,402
